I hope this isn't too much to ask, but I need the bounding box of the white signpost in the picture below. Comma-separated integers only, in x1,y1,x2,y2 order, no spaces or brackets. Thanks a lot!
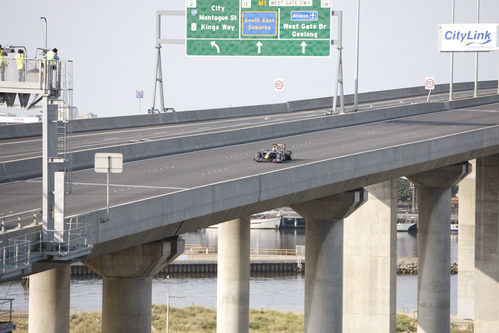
425,77,436,102
95,153,123,220
136,89,144,114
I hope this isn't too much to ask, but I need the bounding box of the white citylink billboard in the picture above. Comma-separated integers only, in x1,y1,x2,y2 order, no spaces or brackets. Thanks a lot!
439,23,498,52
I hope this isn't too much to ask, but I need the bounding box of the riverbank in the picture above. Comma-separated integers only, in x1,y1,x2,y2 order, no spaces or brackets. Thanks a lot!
67,256,457,278
6,307,473,332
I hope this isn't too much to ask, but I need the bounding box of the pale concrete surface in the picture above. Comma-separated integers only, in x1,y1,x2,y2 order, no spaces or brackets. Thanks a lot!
85,239,183,333
28,265,70,333
3,81,494,140
344,180,397,332
475,155,499,333
457,159,475,319
217,218,250,333
292,190,366,333
409,163,470,333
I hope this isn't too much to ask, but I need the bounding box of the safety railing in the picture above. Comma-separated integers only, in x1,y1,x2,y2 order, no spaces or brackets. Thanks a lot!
44,221,92,258
0,229,44,276
0,58,61,93
0,209,42,233
0,298,15,332
0,58,42,85
0,215,93,278
184,244,299,256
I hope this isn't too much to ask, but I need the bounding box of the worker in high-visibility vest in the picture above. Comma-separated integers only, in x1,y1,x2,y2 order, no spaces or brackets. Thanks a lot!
15,49,25,82
46,48,59,65
45,48,59,89
0,44,6,81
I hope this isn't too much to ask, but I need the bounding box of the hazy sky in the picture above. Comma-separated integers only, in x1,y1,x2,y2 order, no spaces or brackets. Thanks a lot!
1,0,498,117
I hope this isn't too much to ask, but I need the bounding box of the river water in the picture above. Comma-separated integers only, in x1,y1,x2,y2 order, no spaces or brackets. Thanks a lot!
0,229,459,313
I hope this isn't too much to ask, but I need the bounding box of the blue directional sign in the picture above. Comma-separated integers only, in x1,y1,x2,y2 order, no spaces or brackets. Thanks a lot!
242,12,278,36
291,11,318,21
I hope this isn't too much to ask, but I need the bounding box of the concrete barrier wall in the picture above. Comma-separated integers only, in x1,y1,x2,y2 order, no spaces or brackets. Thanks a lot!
2,80,496,140
287,80,498,112
2,93,499,183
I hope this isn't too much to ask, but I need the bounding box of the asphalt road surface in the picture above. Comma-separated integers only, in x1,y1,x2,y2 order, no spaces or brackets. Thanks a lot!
1,101,499,227
0,89,494,163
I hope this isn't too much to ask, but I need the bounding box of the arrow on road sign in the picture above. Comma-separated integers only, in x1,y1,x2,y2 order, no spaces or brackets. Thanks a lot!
256,41,263,54
210,41,220,54
301,42,308,54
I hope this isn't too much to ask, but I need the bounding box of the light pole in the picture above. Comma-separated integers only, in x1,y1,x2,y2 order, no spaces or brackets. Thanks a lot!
411,182,415,214
473,0,480,97
449,0,455,101
166,275,170,333
40,17,47,49
353,0,360,111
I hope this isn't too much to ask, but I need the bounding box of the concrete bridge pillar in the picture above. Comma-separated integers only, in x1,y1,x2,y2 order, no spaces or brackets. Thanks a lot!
475,155,499,332
28,265,70,333
344,180,397,332
85,238,184,333
457,159,475,320
291,189,366,333
409,163,471,333
217,217,250,333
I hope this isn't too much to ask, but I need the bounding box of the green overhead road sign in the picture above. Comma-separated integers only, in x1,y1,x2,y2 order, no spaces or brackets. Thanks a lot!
186,0,332,56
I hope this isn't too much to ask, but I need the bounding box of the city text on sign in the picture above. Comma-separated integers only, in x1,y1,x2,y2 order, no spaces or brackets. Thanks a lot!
186,0,332,56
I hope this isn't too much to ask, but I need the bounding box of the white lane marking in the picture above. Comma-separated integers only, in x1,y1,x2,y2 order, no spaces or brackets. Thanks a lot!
25,179,186,190
0,152,37,158
0,138,40,145
201,168,228,176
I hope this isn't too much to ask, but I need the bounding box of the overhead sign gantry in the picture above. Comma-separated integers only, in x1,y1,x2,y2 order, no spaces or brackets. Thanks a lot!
185,0,332,56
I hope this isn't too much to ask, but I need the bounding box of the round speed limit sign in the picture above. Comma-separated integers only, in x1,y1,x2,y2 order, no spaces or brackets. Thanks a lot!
425,77,435,90
274,79,284,92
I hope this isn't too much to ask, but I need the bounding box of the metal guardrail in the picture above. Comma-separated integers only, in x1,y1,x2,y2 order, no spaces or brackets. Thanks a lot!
44,219,92,258
0,58,43,86
0,299,15,333
0,58,60,91
0,229,43,277
0,209,42,232
0,213,93,279
185,244,300,256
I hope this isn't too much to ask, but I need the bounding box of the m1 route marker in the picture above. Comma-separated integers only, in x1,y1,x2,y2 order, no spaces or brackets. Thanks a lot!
186,0,332,56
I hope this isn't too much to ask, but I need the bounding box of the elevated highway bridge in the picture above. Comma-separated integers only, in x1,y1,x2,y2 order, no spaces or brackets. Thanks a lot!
1,83,499,332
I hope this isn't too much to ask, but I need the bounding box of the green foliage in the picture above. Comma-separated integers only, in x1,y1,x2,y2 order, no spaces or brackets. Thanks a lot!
398,177,413,202
249,309,303,332
9,307,474,332
396,313,417,332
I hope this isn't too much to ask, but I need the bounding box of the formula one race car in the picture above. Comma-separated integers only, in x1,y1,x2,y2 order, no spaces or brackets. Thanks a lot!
254,144,292,163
